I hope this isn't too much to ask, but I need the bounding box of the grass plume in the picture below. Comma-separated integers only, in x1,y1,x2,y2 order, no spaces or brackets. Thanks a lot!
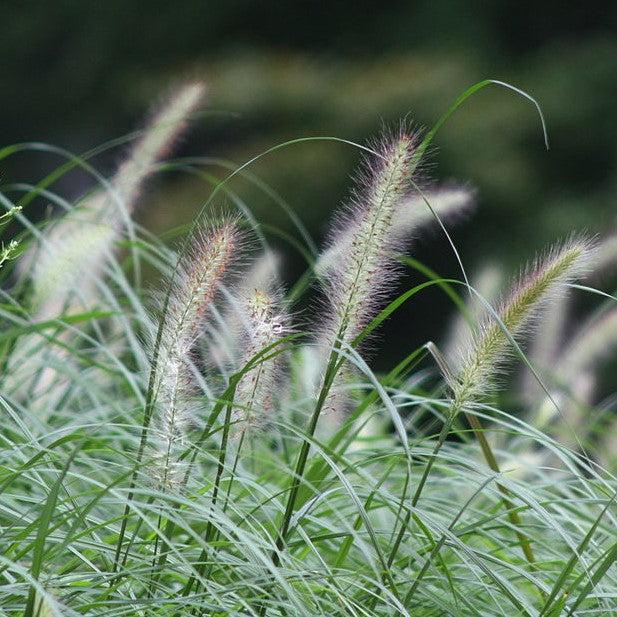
28,80,206,315
316,128,419,416
421,237,594,568
451,237,593,409
316,183,475,278
5,81,206,414
233,284,290,433
151,218,242,488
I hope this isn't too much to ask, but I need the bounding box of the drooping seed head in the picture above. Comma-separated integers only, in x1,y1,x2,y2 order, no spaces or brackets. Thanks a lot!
114,81,206,213
24,80,207,318
30,221,116,317
451,236,594,410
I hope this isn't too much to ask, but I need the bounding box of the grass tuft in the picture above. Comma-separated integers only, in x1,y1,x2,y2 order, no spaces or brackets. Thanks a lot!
0,81,615,616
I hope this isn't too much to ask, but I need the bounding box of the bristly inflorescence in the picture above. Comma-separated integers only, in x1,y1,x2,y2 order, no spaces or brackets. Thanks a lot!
28,80,207,316
112,80,206,218
151,218,242,488
233,283,291,434
522,229,617,409
209,250,281,371
450,236,594,412
535,306,617,428
6,81,207,417
316,128,420,415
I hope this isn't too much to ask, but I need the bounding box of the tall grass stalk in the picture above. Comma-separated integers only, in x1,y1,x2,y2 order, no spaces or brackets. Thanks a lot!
268,130,421,577
388,238,593,576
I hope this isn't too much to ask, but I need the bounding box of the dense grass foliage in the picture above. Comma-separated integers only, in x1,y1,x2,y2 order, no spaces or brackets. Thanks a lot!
0,82,616,616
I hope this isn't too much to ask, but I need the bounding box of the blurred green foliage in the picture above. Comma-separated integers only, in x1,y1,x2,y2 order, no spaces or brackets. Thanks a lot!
3,2,616,360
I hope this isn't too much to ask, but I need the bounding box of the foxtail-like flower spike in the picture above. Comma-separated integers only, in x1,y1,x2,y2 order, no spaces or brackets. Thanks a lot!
152,219,242,488
112,81,206,216
450,237,593,412
8,82,206,415
29,80,207,315
233,285,290,433
317,129,419,415
209,250,281,369
30,223,117,317
523,230,617,408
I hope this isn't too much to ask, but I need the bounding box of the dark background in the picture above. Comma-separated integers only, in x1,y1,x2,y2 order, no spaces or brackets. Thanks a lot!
3,1,616,366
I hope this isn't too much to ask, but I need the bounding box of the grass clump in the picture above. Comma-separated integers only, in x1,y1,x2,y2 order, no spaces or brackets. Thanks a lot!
0,79,616,617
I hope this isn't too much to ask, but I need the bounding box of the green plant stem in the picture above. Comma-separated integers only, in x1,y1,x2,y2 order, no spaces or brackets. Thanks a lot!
271,349,339,566
111,288,171,576
183,396,235,600
465,412,537,567
253,348,341,617
386,409,458,570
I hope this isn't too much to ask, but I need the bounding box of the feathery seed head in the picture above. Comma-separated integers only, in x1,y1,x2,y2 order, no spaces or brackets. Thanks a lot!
322,129,418,344
208,250,281,369
23,80,206,321
152,217,242,488
315,129,420,417
316,184,475,278
451,236,593,409
233,282,291,433
30,221,116,316
163,221,241,351
114,81,206,212
394,183,476,249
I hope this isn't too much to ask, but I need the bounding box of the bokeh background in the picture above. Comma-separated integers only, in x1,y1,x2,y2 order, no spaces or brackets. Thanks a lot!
3,1,616,367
